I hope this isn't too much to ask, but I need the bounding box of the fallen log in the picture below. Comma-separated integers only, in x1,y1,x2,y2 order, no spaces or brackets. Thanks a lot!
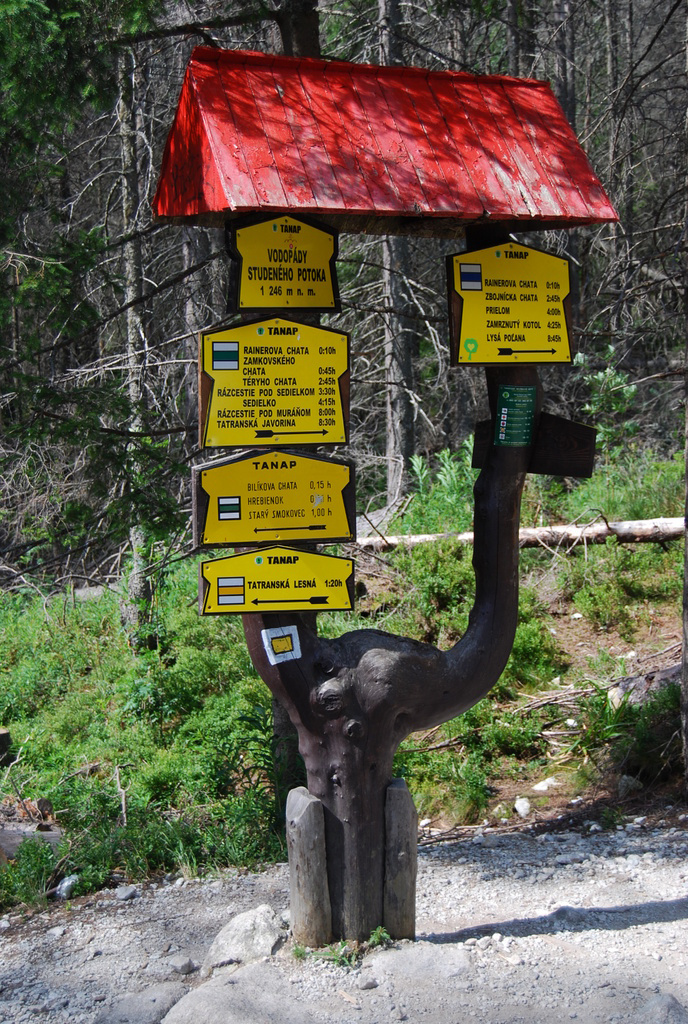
355,516,684,552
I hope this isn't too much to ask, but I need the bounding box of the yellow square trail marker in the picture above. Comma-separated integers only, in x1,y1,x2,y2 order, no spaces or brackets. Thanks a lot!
448,242,572,365
260,625,302,665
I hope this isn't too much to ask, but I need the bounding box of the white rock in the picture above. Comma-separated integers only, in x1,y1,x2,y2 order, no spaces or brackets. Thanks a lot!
169,955,196,975
56,874,79,900
203,904,287,970
638,993,688,1022
514,797,531,818
618,775,643,799
115,884,138,901
532,777,559,792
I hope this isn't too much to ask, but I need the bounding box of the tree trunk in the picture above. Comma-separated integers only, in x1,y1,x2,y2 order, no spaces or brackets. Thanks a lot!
681,6,688,799
275,0,320,57
506,0,519,76
118,48,152,644
381,234,417,503
243,364,540,939
553,0,576,129
379,0,417,504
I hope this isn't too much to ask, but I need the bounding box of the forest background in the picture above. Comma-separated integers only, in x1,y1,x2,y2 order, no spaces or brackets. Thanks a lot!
1,0,688,900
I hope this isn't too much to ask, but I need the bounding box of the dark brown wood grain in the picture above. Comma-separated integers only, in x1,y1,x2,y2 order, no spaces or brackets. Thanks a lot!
243,365,541,940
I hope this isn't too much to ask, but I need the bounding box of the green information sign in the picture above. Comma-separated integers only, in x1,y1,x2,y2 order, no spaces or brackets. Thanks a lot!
494,386,537,447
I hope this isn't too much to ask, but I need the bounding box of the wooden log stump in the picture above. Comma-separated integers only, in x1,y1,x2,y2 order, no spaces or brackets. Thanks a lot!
0,728,12,767
383,778,417,940
286,787,332,946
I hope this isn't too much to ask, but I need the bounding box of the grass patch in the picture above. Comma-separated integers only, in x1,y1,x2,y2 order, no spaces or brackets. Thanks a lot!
1,444,684,908
0,557,292,907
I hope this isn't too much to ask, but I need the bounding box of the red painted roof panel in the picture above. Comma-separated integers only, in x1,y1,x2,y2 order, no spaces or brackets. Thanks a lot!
325,66,398,211
377,69,457,214
153,47,618,233
281,70,345,209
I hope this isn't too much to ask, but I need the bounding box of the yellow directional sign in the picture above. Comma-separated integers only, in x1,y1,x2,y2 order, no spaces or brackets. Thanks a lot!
199,318,349,448
192,450,356,546
448,242,571,365
199,546,354,614
232,216,339,311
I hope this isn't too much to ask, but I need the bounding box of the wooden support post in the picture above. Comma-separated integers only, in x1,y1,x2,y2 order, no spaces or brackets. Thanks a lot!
383,778,417,940
286,787,332,946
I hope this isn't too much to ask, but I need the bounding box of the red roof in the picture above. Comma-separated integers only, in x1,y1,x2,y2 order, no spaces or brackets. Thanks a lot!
153,47,617,236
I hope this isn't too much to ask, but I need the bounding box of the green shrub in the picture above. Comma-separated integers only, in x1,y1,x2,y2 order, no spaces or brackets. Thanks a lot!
394,741,491,823
570,682,682,784
390,539,474,643
563,450,683,524
0,838,56,910
558,538,681,638
394,698,548,824
396,445,476,535
618,683,682,781
497,589,565,696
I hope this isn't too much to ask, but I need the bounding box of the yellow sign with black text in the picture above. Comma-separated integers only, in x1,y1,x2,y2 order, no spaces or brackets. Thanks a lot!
199,546,354,614
448,242,571,365
233,216,339,311
192,450,355,546
199,318,349,448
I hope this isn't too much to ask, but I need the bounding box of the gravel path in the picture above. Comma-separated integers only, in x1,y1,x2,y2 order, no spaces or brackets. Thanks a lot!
1,819,688,1024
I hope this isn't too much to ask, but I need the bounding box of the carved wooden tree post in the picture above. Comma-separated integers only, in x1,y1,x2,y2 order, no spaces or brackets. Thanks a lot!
243,364,541,942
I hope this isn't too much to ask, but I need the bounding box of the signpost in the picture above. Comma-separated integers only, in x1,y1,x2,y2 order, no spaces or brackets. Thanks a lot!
192,449,356,546
447,242,571,365
199,546,355,614
198,318,349,447
231,215,340,312
155,46,617,949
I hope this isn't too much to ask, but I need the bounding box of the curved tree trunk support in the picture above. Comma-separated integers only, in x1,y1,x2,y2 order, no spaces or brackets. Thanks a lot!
243,365,542,941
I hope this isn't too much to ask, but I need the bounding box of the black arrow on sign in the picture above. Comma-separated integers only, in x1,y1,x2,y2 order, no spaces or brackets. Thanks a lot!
251,596,330,606
498,347,557,356
255,429,328,438
254,525,327,533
